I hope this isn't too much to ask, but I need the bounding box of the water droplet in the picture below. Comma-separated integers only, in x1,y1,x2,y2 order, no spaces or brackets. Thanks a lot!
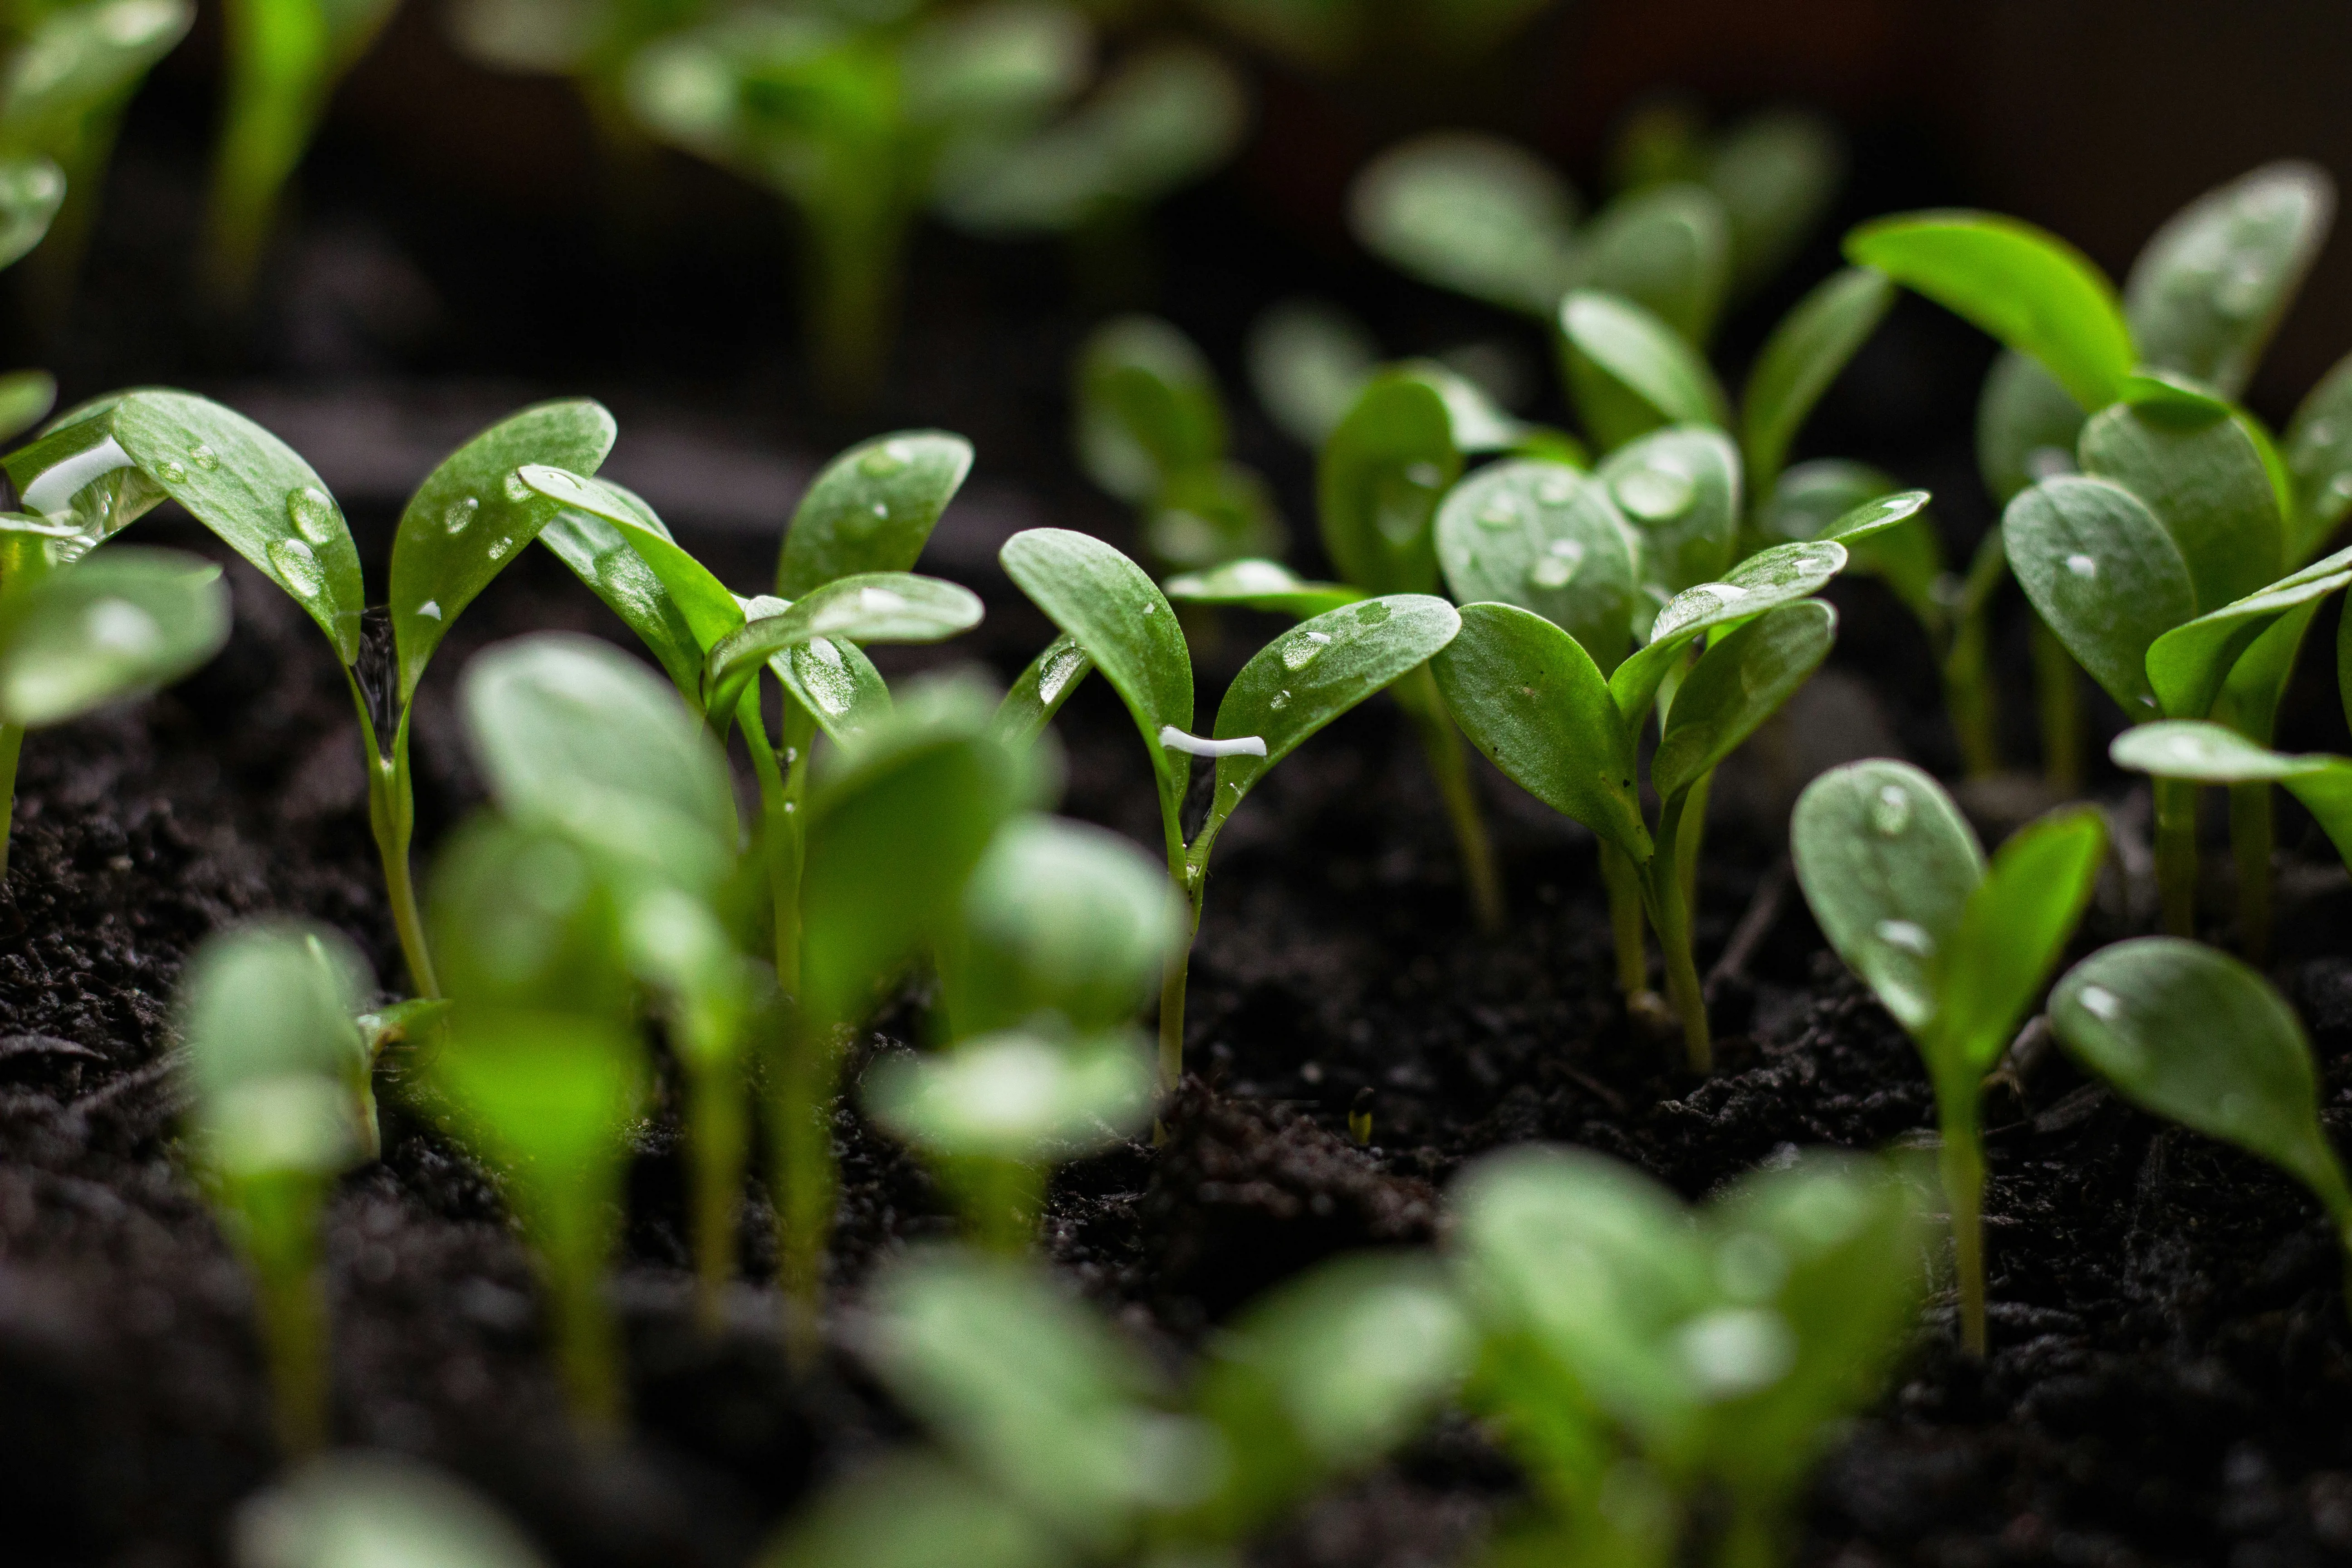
1874,919,1936,956
1352,600,1391,627
791,638,856,716
1676,1308,1795,1399
1612,464,1695,521
2305,418,2339,450
2079,985,2122,1021
1268,689,1291,710
1404,461,1443,489
155,460,186,484
285,486,338,546
1282,631,1333,670
503,471,533,503
267,538,323,598
186,443,219,472
1141,601,1156,615
485,538,512,563
84,597,160,657
416,599,442,621
1530,554,1576,589
2214,260,2270,320
1869,783,1912,836
1037,644,1084,704
858,441,910,477
1535,475,1575,505
2065,553,2098,579
1476,499,1521,530
443,496,480,535
2331,473,2352,500
870,501,888,520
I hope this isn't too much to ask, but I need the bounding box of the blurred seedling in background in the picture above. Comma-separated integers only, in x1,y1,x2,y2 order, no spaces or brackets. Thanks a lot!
1072,314,1284,574
2109,720,2352,894
1791,760,2105,1354
627,3,1242,406
0,537,229,877
1000,525,1459,1092
1853,160,2347,846
236,1451,550,1568
764,1245,1472,1566
2050,937,2352,1308
177,920,376,1455
205,0,399,301
1450,1144,1926,1567
1430,509,1914,1071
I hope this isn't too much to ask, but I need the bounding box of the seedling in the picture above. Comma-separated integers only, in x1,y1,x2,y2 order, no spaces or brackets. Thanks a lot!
1072,314,1284,573
762,1245,1470,1564
1245,296,1382,450
0,538,230,877
1791,760,2105,1353
236,1453,549,1568
2049,937,2352,1305
1000,524,1459,1091
1450,1143,1925,1567
205,0,399,299
176,919,374,1455
1432,534,1867,1070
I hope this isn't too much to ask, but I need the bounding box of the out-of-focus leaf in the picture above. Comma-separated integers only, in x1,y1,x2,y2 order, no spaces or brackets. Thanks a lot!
0,544,227,726
1317,371,1457,596
1559,290,1728,452
1740,267,1894,493
1247,298,1379,449
1582,181,1730,345
2124,161,2333,398
1348,131,1580,317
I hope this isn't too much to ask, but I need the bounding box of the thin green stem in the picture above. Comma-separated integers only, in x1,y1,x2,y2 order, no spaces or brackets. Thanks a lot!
0,720,23,886
1676,769,1712,908
232,1171,329,1455
804,184,910,411
2154,775,2200,938
1647,793,1710,1074
2030,614,2082,795
2230,781,2274,965
767,1013,838,1367
751,708,810,999
1938,1091,1988,1355
1599,841,1648,994
361,711,437,1000
1158,852,1206,1096
551,1237,622,1435
1942,612,2001,779
1396,664,1504,932
688,1055,748,1333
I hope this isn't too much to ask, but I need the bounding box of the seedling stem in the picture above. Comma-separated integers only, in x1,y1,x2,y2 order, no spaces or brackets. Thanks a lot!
1937,1088,1988,1354
1647,789,1712,1073
2031,605,2083,794
690,1058,750,1331
235,1171,330,1454
360,720,438,1000
2154,776,2199,936
1394,666,1502,931
1600,843,1648,993
0,722,22,884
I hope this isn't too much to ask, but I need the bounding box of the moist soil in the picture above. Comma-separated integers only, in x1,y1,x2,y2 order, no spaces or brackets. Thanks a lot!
13,76,2352,1568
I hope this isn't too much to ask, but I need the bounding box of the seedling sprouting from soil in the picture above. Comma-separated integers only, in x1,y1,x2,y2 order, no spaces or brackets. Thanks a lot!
205,0,397,300
176,920,375,1455
1792,760,2106,1354
1073,314,1284,572
2109,721,2352,883
0,538,229,877
2050,937,2352,1306
1001,525,1459,1092
1450,1143,1925,1567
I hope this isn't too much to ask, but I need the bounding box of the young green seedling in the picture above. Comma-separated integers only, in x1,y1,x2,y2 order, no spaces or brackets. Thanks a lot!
1450,1143,1926,1568
176,919,374,1455
1432,534,1869,1071
205,0,399,300
235,1453,549,1568
2050,937,2352,1307
1072,314,1284,573
0,538,230,877
1000,525,1460,1092
423,811,643,1433
2109,719,2352,909
1792,760,2105,1353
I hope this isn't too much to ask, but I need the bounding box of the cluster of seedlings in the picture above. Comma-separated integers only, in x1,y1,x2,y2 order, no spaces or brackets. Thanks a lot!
7,76,2349,1563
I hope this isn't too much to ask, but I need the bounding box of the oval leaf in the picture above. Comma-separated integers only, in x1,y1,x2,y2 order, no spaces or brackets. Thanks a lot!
2146,541,2352,720
1582,181,1730,345
2125,160,2333,399
1933,805,2107,1078
1436,460,1637,671
993,631,1094,747
1740,266,1896,493
2078,399,2283,613
0,156,64,271
777,431,975,598
1247,298,1379,449
2002,475,2194,715
1348,131,1581,317
1651,599,1836,801
1073,316,1224,505
1164,557,1364,619
0,545,228,727
1559,290,1729,451
1596,424,1741,617
1318,372,1458,597
702,572,983,720
1708,108,1844,298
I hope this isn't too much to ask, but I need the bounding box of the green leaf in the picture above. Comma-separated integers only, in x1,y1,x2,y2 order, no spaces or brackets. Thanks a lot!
946,814,1183,1036
763,1455,1073,1568
1163,558,1364,619
2283,350,2352,559
0,545,227,727
1607,539,1848,725
1932,806,2107,1078
777,432,974,598
1000,528,1192,830
867,1029,1155,1161
1348,131,1581,317
1595,425,1740,616
1435,459,1638,672
178,920,372,1177
1072,317,1223,506
2051,938,2352,1227
1317,371,1458,597
1740,266,1895,493
701,572,982,723
1706,108,1844,298
536,507,705,701
992,632,1093,748
2125,161,2333,399
521,467,744,662
2078,399,2283,612
1976,349,2087,505
235,1454,551,1568
0,157,64,270
1247,298,1379,449
2002,475,2194,715
2110,720,2352,869
1791,759,1984,1033
1651,600,1835,801
772,635,893,747
1559,290,1729,451
1202,595,1460,842
108,391,366,663
1763,464,1941,624
458,633,739,895
427,819,633,1017
2146,542,2352,720
1582,181,1730,344
0,370,57,445
0,0,192,147
392,400,617,703
1846,211,2134,412
1431,600,1648,860
1407,359,1529,455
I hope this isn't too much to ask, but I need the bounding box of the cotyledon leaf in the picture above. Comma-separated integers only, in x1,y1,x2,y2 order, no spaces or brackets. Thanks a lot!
2077,399,2282,613
2111,720,2352,868
109,391,366,664
1596,424,1740,617
0,371,56,446
771,635,893,746
520,466,745,659
777,431,974,598
702,573,982,724
2002,475,2194,716
1347,131,1582,317
1435,459,1637,672
1430,599,1647,860
2146,541,2352,720
1072,316,1224,506
0,156,64,272
1581,181,1730,346
1932,805,2108,1078
1790,759,1984,1034
1740,265,1896,493
2283,350,2352,560
0,545,230,728
2124,160,2334,400
1164,558,1365,620
993,632,1093,748
1607,539,1848,725
1650,599,1835,802
1977,350,2086,505
1201,595,1460,845
1318,372,1458,598
393,400,617,702
1559,290,1729,451
537,509,704,700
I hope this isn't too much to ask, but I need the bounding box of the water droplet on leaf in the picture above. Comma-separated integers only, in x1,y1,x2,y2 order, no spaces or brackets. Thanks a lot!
1268,690,1291,710
503,471,533,503
1404,461,1442,489
2065,553,2098,579
1873,919,1935,956
2079,985,2122,1021
1869,783,1912,836
416,599,442,621
1612,464,1695,521
1352,600,1391,627
858,443,909,477
1535,475,1574,505
186,443,219,472
1282,631,1333,670
443,497,479,535
155,460,186,484
286,487,338,546
268,538,324,598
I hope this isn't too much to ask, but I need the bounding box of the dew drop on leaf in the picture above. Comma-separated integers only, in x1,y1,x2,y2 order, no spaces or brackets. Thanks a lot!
2079,984,2121,1021
858,441,910,478
1038,643,1084,704
1529,557,1574,589
416,599,442,621
791,638,855,716
1404,461,1443,489
1873,918,1935,956
443,496,479,535
1282,630,1333,670
1268,689,1291,710
1869,783,1912,837
155,459,186,484
84,597,161,657
1536,475,1575,505
1612,464,1695,522
268,538,324,598
1476,499,1520,530
186,443,219,472
2064,553,2098,579
1352,600,1391,627
285,486,338,546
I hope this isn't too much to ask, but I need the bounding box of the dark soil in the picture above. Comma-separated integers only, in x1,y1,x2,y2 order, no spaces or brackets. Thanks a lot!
12,67,2352,1568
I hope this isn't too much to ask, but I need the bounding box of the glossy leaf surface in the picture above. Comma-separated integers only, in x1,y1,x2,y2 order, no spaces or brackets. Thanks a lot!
2146,542,2352,719
778,432,974,598
1435,459,1637,669
993,632,1093,748
0,545,227,727
1596,425,1740,616
1934,806,2107,1078
703,573,981,720
2002,475,2194,715
522,467,743,666
2078,399,2282,612
1740,266,1895,491
2111,720,2352,868
1608,539,1847,724
0,156,64,270
1163,558,1363,619
1651,600,1836,801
